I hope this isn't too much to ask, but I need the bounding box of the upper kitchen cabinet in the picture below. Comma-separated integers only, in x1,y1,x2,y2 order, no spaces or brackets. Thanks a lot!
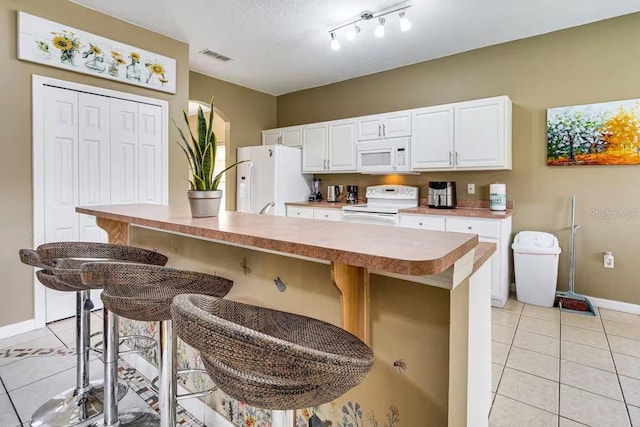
262,126,303,147
411,104,454,169
357,111,412,141
454,96,512,170
302,120,357,173
411,96,512,171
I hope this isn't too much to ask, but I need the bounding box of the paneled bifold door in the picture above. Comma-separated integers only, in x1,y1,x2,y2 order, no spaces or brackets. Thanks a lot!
42,85,163,322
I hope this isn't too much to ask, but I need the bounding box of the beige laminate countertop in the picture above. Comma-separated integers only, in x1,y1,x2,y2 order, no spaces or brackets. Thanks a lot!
399,206,513,219
286,201,512,218
77,204,478,277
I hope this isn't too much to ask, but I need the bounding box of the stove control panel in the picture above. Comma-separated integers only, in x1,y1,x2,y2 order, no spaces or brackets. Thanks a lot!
365,185,419,200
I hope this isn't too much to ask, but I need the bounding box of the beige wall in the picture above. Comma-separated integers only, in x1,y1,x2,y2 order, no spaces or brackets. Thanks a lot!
189,71,277,210
277,13,640,304
0,0,189,327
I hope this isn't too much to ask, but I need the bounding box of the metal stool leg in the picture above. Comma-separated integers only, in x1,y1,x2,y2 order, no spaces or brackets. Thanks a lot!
30,291,127,427
158,320,176,427
93,308,160,427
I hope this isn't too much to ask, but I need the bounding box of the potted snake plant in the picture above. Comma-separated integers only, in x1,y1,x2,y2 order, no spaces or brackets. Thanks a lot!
174,98,244,217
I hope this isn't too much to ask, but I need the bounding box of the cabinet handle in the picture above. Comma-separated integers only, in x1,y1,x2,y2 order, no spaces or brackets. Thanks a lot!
278,136,283,144
468,226,472,230
378,124,381,137
323,159,327,169
327,159,330,169
419,222,423,226
455,151,459,165
297,212,300,216
448,151,453,165
382,124,386,137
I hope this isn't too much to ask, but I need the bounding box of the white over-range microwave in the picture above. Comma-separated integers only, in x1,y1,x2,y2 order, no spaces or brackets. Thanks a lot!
356,138,411,174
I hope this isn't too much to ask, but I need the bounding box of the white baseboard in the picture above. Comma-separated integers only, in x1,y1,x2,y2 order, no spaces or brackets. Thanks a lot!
587,296,640,315
0,318,36,340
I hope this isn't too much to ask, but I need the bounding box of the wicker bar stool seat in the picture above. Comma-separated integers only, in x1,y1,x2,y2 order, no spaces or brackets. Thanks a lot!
170,294,374,409
80,262,234,427
18,242,168,427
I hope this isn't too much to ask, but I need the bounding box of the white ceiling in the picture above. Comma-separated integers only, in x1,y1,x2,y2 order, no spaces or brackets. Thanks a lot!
70,0,640,96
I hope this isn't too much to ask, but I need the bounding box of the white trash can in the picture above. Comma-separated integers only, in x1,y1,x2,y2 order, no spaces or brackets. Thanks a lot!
512,231,562,307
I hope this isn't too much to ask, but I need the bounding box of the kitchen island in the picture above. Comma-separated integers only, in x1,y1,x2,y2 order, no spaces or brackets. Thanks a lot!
78,204,494,427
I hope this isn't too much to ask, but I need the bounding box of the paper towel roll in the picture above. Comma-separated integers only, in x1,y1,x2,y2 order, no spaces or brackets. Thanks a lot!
490,183,506,211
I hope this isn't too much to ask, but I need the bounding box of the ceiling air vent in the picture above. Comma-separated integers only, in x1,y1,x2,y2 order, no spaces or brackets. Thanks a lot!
199,49,232,62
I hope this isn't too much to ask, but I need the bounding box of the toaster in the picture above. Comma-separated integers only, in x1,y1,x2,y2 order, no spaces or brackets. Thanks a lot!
428,181,457,209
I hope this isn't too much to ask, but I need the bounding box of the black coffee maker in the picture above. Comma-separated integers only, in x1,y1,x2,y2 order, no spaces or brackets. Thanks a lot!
346,185,358,204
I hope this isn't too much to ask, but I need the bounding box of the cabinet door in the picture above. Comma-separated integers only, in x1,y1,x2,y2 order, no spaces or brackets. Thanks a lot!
454,97,507,169
381,111,412,138
357,115,382,141
302,124,328,172
399,214,446,231
480,237,501,303
281,126,302,147
286,206,314,219
262,129,282,145
411,105,454,169
314,208,344,221
328,120,356,171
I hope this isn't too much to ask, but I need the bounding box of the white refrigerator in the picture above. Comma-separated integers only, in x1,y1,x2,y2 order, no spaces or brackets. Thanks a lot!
236,145,312,216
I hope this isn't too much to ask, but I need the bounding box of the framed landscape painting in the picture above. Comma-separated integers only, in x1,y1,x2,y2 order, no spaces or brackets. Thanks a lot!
547,98,640,166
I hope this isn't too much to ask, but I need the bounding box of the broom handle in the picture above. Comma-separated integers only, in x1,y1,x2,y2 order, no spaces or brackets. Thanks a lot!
569,195,576,293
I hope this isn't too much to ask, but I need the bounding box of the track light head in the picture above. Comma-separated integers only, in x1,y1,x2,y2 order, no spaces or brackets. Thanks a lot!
330,32,341,51
399,10,411,31
375,17,385,38
346,24,361,41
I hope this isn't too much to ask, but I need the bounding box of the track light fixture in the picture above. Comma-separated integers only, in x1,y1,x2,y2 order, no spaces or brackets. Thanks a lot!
330,32,340,51
328,2,412,51
375,17,385,38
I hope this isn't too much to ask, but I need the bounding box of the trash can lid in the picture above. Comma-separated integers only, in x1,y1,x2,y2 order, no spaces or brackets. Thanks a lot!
512,231,561,254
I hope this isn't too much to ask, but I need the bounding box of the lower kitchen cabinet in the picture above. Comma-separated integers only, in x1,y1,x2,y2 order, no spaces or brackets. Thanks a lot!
398,214,445,231
399,213,512,307
313,208,344,221
286,206,314,219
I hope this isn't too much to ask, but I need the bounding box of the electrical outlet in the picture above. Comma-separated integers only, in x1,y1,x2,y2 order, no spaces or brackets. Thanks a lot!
604,252,614,269
467,183,475,194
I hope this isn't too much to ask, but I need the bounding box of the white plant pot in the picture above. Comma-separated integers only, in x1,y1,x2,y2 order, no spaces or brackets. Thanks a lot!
187,190,222,218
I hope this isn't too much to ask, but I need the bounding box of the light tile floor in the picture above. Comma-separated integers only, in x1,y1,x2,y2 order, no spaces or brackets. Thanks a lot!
491,296,640,427
3,300,640,426
0,310,201,427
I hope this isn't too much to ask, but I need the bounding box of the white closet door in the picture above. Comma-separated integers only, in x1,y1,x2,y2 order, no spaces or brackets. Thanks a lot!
78,92,110,242
111,99,139,204
43,86,79,321
138,103,162,204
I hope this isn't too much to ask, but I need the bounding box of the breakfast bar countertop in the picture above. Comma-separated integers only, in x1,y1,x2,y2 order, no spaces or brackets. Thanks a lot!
76,204,478,277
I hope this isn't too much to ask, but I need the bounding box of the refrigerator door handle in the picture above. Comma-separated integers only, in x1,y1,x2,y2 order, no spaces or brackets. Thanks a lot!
247,161,255,213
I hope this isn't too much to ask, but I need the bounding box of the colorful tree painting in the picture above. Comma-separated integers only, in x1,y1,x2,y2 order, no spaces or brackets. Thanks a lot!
547,99,640,166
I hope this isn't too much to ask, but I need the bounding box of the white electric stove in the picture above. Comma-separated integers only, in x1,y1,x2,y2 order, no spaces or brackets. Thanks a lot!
342,185,419,226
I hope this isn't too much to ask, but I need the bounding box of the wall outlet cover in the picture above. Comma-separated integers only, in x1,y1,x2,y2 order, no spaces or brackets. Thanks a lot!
467,183,475,194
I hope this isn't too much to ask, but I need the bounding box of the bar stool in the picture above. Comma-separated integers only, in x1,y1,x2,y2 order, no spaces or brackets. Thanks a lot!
79,262,233,427
19,243,168,427
170,294,374,410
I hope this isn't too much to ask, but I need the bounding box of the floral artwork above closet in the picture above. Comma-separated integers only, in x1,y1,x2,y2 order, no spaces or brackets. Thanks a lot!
17,11,176,94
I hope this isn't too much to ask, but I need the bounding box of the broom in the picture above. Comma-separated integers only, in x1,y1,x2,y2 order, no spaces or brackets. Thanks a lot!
554,195,596,316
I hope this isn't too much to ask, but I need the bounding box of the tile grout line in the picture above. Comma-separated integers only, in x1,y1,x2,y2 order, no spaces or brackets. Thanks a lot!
0,375,23,426
600,309,634,425
46,325,72,349
492,303,524,413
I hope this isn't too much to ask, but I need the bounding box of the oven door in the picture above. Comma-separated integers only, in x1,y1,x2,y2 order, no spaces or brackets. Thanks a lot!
342,211,398,226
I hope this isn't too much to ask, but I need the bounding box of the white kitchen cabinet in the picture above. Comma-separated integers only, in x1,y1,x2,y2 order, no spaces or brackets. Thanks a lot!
314,208,344,221
398,214,446,231
411,96,511,171
262,128,282,146
454,96,511,170
302,123,328,172
411,105,454,169
328,119,356,171
357,111,412,141
262,126,303,147
446,216,512,307
302,121,356,173
286,206,314,219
